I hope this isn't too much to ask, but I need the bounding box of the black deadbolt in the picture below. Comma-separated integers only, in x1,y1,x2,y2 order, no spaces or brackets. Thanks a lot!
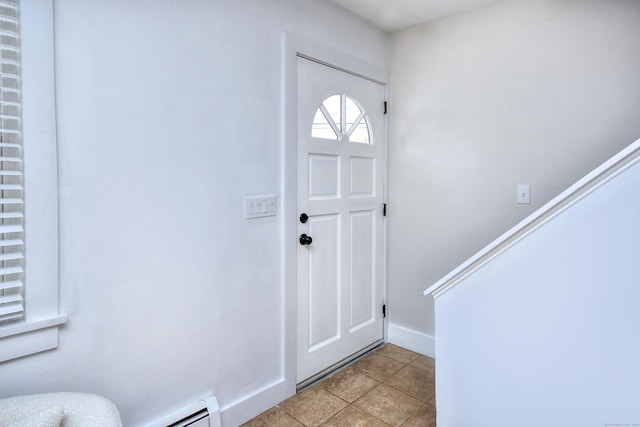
299,213,309,224
299,234,313,245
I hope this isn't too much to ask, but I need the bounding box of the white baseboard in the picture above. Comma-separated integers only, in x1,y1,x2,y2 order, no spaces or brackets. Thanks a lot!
220,378,289,426
387,323,436,358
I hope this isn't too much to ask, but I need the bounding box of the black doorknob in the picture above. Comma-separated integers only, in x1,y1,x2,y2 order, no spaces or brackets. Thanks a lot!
299,233,313,245
300,213,309,224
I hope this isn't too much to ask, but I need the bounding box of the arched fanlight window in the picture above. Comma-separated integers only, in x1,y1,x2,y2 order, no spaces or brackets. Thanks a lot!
311,94,371,144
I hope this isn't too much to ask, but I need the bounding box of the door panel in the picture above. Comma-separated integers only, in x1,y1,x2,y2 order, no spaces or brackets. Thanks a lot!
297,56,385,384
349,210,375,331
308,155,340,200
307,214,341,349
350,157,375,197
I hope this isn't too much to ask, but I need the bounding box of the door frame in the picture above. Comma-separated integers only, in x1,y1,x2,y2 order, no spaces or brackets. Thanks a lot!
281,33,390,395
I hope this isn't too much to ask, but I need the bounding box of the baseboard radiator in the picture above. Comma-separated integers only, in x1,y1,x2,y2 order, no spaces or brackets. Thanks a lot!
147,394,221,427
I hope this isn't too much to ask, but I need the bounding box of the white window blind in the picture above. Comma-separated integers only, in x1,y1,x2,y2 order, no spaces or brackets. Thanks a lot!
0,0,23,325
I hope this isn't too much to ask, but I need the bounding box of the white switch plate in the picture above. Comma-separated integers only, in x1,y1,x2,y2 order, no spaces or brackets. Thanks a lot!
244,195,277,219
517,185,530,204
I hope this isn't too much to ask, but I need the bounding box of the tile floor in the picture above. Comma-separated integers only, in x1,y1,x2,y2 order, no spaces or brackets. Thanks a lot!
242,344,436,427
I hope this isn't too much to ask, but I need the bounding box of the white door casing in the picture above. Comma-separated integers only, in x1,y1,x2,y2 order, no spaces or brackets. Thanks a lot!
296,56,385,384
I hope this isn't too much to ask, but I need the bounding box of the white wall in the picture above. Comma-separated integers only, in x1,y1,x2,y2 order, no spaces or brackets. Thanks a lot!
434,150,640,426
0,1,387,425
388,0,640,343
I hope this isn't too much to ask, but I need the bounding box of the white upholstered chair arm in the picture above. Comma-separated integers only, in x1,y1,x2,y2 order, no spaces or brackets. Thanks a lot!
0,392,122,427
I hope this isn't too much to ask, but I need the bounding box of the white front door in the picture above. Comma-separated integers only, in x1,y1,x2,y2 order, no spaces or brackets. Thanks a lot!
296,56,385,385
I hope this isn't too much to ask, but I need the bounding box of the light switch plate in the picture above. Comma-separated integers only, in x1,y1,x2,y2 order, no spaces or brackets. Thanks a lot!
244,195,277,219
517,185,530,204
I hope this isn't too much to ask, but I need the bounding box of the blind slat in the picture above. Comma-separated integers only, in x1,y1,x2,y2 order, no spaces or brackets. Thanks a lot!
0,302,24,320
0,225,23,233
0,251,22,261
0,238,22,247
0,212,23,219
0,278,21,291
0,184,21,190
0,293,21,305
0,198,23,205
0,265,22,276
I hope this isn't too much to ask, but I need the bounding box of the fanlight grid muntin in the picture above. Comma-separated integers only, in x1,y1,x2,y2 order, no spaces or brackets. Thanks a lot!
311,94,371,144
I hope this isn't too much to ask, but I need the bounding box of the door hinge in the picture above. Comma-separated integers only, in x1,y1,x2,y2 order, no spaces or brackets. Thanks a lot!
383,101,388,115
382,304,386,318
383,203,387,216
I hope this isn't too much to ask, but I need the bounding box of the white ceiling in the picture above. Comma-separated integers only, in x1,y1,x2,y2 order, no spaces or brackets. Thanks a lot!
327,0,502,32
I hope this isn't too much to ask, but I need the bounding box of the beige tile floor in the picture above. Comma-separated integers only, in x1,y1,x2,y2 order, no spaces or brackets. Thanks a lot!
242,344,436,427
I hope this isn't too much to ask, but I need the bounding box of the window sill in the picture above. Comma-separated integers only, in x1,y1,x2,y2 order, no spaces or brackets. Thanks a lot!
0,314,67,362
